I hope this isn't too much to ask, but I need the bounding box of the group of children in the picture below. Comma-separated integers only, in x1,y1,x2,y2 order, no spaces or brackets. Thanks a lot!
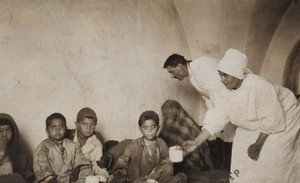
33,112,94,183
31,109,187,183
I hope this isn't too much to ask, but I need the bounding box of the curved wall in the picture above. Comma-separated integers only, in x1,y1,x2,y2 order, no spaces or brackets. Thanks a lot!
174,0,254,59
260,2,300,84
1,0,297,153
0,0,199,152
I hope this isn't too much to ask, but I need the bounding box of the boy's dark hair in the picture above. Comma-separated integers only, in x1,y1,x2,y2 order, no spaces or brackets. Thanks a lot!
46,113,66,128
138,110,159,126
163,54,188,68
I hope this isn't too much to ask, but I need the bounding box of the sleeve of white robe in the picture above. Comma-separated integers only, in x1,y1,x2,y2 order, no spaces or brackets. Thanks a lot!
254,79,286,134
190,66,230,135
202,89,230,136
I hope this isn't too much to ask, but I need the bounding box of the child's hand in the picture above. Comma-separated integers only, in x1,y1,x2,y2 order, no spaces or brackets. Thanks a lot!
44,175,63,183
247,143,262,160
48,176,59,183
93,164,109,178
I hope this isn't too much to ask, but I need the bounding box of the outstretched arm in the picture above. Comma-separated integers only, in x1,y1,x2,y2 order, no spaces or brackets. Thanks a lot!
247,132,269,160
183,129,211,155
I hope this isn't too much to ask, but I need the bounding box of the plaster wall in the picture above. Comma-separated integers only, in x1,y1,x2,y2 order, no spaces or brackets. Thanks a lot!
0,0,275,153
172,0,254,123
260,2,300,84
174,0,254,59
0,0,199,153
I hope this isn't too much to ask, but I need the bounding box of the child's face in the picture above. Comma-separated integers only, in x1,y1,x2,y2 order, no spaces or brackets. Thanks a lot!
139,119,160,141
162,106,179,121
0,125,13,144
46,119,66,142
75,117,96,138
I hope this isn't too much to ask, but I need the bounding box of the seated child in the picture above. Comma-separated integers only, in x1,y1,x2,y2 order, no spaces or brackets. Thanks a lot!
0,117,26,183
65,107,108,178
33,113,92,183
110,110,187,183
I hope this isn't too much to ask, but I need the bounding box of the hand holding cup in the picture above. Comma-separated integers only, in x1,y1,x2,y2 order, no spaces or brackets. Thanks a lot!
182,140,197,156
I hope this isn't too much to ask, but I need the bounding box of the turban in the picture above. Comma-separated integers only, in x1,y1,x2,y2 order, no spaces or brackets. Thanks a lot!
218,49,248,80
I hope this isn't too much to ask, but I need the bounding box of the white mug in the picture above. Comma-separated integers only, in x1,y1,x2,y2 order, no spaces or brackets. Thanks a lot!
169,145,183,163
85,175,99,183
146,179,158,183
98,175,108,183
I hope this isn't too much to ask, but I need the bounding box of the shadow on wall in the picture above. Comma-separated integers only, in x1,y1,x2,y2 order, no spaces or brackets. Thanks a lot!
246,0,294,73
283,39,300,95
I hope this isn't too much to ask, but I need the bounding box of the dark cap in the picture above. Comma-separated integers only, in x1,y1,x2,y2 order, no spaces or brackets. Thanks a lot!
77,107,97,123
138,110,159,126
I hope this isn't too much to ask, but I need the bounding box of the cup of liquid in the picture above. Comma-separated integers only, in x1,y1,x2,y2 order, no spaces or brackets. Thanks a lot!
146,179,158,183
85,175,99,183
98,175,108,183
85,175,107,183
169,145,183,163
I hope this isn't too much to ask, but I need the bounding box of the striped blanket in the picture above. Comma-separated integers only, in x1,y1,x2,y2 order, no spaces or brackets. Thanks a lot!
158,100,213,171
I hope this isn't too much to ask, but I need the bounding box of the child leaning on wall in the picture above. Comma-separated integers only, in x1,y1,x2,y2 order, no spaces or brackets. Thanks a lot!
33,113,92,183
110,110,187,183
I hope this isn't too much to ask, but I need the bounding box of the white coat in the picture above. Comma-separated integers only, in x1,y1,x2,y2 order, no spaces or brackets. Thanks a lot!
203,74,300,183
188,57,236,142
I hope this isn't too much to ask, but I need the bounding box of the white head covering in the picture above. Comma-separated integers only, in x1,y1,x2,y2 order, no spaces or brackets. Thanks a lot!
218,49,248,80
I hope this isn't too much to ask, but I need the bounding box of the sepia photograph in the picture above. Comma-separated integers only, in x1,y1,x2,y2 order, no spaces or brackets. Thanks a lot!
0,0,299,182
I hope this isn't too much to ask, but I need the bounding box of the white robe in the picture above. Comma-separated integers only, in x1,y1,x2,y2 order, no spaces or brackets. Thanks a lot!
188,57,236,142
203,74,300,183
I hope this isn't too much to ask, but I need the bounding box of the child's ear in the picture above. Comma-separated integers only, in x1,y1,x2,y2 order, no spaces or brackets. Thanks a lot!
157,125,161,130
138,126,143,133
63,126,68,135
156,125,161,132
45,128,49,135
75,121,78,128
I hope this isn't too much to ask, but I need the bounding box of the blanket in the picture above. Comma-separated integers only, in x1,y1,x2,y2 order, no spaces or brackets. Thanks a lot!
158,100,213,171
